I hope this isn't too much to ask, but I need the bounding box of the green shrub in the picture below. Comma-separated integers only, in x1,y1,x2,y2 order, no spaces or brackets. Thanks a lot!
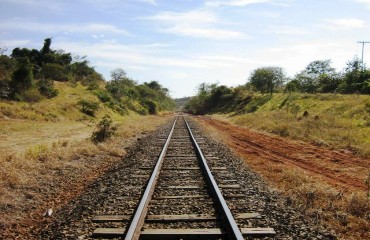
15,88,44,102
91,115,117,143
37,78,59,98
143,99,158,115
94,89,112,103
40,63,69,81
77,99,99,116
0,79,11,99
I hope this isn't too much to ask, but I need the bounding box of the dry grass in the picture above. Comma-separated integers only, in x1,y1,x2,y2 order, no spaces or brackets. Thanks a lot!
197,117,370,240
219,93,370,157
0,113,172,237
268,166,370,239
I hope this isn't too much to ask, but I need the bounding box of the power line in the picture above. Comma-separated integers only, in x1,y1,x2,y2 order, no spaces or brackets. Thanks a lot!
357,41,370,69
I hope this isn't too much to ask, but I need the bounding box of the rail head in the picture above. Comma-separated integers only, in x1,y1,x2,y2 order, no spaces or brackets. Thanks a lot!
184,116,244,240
124,115,179,240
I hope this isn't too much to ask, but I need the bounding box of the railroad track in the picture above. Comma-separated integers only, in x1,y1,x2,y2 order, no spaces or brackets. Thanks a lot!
91,115,275,239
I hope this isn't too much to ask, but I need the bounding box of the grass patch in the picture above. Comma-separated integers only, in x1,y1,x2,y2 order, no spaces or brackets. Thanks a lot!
222,93,370,157
0,113,172,238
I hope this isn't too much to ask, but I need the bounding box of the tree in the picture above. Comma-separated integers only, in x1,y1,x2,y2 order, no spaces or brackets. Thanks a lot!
69,60,94,81
339,57,370,94
295,60,337,93
10,57,34,95
285,79,301,93
317,73,342,93
107,77,136,99
41,38,52,55
40,63,68,81
248,66,285,94
305,60,335,77
110,68,126,81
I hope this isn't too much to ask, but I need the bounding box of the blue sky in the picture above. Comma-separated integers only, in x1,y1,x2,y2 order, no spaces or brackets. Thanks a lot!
1,0,369,98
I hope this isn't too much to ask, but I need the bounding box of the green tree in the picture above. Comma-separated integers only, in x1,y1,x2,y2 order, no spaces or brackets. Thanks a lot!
295,60,337,93
69,60,94,81
106,76,136,99
0,53,15,98
41,38,52,55
10,57,34,95
248,66,285,94
284,79,301,93
40,63,68,81
339,57,370,94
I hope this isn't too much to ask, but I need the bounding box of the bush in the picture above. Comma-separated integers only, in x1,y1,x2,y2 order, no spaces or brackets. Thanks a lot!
10,57,33,95
37,78,59,98
15,88,44,102
91,115,117,143
143,99,158,115
77,99,99,116
94,89,112,103
0,79,11,99
40,63,69,81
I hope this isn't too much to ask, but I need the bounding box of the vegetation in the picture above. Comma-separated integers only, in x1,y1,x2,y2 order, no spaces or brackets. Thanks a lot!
0,38,103,101
185,57,370,157
248,66,286,94
0,39,175,116
91,115,117,143
77,99,100,116
104,68,175,115
0,113,172,239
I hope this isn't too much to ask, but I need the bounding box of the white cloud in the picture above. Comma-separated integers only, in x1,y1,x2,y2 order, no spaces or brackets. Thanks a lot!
136,0,157,5
354,0,370,9
163,26,246,39
145,10,217,24
271,26,310,35
0,39,31,49
0,19,130,36
259,40,358,76
325,18,367,30
205,0,271,7
2,0,49,5
143,10,246,39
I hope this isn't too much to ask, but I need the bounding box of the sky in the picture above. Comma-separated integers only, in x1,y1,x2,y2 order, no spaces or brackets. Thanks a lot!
0,0,369,98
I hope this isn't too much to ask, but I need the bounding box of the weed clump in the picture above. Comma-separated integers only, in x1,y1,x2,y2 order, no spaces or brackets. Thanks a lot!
91,115,117,143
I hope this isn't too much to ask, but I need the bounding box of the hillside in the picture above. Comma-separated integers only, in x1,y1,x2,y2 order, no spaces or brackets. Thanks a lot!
0,81,174,237
175,96,191,110
187,92,370,157
0,82,119,153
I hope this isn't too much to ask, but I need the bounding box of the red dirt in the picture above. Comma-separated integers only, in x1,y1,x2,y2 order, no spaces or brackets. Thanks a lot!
197,116,369,192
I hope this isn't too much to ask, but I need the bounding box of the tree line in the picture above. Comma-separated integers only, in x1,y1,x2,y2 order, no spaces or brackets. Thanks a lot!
0,38,104,101
0,39,175,115
185,58,370,114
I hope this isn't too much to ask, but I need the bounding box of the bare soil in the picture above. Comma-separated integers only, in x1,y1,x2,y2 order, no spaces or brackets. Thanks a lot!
196,116,369,193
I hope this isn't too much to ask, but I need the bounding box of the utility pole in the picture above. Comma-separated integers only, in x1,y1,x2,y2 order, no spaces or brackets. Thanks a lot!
357,41,370,69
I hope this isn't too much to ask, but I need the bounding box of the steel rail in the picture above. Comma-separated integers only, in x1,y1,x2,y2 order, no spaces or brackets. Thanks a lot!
184,116,244,240
124,116,179,240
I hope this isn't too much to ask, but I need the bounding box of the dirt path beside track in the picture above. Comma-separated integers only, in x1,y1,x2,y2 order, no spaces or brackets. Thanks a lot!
196,116,369,193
